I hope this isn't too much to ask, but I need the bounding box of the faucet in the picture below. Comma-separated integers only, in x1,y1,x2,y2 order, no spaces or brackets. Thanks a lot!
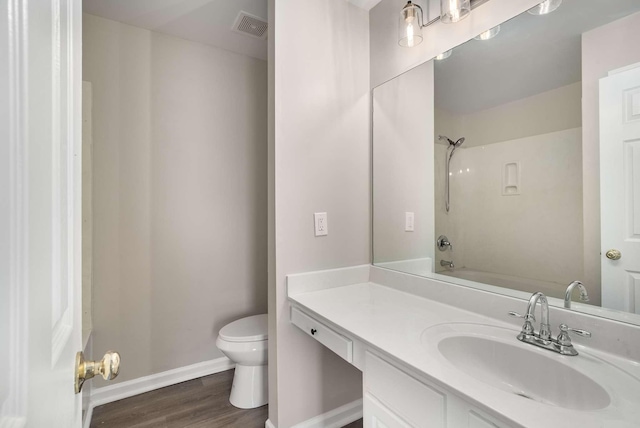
440,260,454,269
509,291,591,356
564,280,589,309
524,291,551,340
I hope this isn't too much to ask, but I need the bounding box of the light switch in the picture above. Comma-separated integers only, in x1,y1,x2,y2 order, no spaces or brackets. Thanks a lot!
314,212,328,236
405,212,414,232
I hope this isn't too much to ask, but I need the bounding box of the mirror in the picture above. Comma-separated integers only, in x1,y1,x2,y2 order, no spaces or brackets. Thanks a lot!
373,0,640,324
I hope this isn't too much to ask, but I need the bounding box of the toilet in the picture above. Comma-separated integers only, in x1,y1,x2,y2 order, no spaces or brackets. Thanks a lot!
216,314,268,409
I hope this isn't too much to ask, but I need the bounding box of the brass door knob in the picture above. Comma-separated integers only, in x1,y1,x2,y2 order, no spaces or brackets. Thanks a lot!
75,351,120,393
605,249,622,260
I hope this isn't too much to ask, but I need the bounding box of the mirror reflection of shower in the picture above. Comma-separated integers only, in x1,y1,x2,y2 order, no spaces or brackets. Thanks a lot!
439,135,466,212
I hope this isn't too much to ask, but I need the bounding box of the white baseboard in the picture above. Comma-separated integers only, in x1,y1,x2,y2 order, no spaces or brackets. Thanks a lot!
87,356,234,416
288,399,363,428
264,399,363,428
81,405,93,428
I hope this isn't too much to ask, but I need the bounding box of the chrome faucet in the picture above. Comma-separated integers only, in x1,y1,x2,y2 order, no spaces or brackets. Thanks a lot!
440,260,454,269
526,291,551,340
509,291,591,356
564,280,589,309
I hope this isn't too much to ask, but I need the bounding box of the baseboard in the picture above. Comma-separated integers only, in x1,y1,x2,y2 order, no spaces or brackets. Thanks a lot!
265,419,276,428
81,405,93,428
291,399,363,428
90,356,234,408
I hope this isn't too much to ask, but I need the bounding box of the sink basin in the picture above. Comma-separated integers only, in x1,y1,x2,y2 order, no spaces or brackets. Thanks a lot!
422,323,614,411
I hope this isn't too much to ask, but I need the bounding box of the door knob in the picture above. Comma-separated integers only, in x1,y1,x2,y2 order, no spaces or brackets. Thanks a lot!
75,351,120,393
605,249,622,260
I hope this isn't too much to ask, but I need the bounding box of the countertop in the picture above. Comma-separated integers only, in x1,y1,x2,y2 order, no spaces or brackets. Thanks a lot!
289,280,640,428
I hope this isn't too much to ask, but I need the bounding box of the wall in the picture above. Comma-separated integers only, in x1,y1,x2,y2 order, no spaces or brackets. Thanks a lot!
369,0,541,88
373,61,434,265
582,11,640,305
440,82,582,148
269,0,370,426
83,13,268,385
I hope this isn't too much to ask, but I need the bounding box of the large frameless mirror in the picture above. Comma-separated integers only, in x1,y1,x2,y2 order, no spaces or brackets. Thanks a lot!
373,0,640,325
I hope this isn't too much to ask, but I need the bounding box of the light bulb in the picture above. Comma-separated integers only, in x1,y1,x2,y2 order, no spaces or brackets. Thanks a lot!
398,2,424,47
528,0,562,15
435,49,452,60
440,0,470,24
474,25,500,41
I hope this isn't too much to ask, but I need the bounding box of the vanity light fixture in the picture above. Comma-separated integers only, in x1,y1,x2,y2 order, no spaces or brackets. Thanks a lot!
441,0,471,23
474,25,500,41
399,0,472,47
435,49,453,60
528,0,562,15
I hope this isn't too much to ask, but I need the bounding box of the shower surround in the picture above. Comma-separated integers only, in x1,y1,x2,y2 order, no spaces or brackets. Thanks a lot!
434,127,584,301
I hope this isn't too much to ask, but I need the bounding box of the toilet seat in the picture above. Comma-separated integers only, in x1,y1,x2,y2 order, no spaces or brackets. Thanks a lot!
219,314,267,343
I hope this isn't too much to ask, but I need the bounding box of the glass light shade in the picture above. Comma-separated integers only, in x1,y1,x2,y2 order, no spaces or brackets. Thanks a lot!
528,0,562,15
474,25,501,41
440,0,470,24
398,2,423,47
435,49,452,60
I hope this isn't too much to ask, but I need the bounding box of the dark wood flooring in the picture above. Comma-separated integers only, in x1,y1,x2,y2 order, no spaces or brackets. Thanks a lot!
90,369,363,428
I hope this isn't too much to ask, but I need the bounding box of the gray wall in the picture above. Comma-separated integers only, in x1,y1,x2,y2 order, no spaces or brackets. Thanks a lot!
268,0,370,426
83,13,268,385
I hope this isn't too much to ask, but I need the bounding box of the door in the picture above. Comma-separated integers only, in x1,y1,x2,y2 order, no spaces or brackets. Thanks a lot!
1,0,83,426
600,65,640,313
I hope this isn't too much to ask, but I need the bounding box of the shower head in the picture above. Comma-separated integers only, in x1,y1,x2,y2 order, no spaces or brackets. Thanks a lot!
439,135,466,148
439,135,455,146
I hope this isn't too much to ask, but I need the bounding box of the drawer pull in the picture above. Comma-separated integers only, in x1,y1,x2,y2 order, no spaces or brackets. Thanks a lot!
291,307,353,362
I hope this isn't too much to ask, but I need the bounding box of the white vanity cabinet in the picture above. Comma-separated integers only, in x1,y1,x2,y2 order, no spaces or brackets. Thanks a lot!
290,306,514,428
363,352,511,428
364,352,446,428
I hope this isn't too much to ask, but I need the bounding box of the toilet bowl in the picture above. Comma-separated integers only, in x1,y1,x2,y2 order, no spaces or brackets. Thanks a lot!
216,314,268,409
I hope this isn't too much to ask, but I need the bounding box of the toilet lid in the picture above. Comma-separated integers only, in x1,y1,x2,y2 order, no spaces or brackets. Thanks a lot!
219,314,268,342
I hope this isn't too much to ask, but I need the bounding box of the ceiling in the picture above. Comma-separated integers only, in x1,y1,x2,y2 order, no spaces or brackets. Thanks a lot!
435,0,640,115
83,0,381,61
83,0,269,59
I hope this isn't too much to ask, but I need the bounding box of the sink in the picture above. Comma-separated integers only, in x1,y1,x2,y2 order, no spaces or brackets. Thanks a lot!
422,323,614,411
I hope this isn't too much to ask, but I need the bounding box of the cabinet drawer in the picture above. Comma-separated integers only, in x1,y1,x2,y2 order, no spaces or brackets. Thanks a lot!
290,307,353,362
365,352,446,428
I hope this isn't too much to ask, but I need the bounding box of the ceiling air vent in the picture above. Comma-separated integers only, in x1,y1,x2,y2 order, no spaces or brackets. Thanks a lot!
233,11,268,39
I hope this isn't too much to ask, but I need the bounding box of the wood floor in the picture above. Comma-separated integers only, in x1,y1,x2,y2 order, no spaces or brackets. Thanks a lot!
90,369,363,428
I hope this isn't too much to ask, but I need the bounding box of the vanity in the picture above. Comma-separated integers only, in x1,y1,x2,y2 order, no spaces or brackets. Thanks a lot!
287,265,640,428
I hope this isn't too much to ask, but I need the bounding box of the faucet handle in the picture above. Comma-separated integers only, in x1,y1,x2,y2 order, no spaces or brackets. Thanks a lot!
563,325,591,338
508,311,535,322
557,323,591,346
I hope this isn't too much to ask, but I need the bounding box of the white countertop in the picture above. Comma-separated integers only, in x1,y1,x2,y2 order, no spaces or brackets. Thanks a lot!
289,280,640,428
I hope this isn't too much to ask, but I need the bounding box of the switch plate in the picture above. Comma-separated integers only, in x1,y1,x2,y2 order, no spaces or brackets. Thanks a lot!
405,212,414,232
314,212,328,236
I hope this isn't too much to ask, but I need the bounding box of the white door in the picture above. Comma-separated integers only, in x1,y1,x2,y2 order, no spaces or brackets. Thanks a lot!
600,65,640,313
1,0,83,426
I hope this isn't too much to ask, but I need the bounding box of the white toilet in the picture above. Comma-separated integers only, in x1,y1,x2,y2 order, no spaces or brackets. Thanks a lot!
216,314,268,409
